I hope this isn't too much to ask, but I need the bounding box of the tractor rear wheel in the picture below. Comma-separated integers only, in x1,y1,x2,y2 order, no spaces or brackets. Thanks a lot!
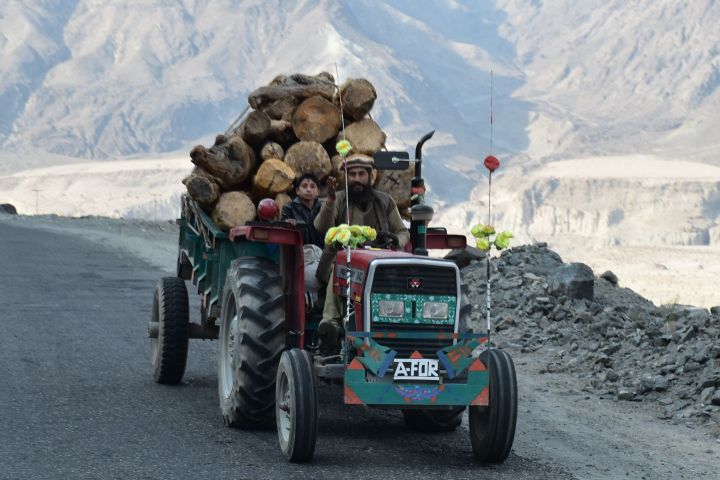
218,257,286,428
150,277,190,384
276,348,318,462
402,407,465,432
469,349,517,463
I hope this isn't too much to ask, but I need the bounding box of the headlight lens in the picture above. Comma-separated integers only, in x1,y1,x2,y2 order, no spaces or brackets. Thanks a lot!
422,302,449,320
378,300,405,317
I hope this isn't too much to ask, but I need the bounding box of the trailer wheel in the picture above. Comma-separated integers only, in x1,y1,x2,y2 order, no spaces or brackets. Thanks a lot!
469,349,517,463
218,257,286,428
402,407,465,432
150,277,189,384
276,349,318,462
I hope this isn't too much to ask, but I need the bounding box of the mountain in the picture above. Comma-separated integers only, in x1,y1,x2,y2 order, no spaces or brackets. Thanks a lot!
2,1,718,194
1,1,718,242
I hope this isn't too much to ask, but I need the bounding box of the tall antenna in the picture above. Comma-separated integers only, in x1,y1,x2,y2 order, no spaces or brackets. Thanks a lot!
483,69,500,347
335,62,354,342
335,63,351,227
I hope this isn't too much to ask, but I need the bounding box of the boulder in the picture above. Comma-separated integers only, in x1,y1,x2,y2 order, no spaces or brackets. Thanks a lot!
548,262,595,300
444,246,486,269
0,203,18,215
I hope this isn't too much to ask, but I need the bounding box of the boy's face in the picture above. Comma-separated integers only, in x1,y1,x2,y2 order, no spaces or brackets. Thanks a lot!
296,178,319,202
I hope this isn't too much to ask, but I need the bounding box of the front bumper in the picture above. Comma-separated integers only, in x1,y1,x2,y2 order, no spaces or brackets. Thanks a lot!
343,331,490,407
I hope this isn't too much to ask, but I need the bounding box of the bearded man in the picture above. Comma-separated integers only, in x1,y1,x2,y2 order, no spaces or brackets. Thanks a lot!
313,154,409,350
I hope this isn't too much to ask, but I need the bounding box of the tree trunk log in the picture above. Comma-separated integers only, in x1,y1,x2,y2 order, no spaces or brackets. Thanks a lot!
211,191,256,231
337,78,377,121
239,110,271,146
263,96,297,121
292,96,341,143
268,119,298,146
182,173,219,208
275,192,292,211
252,158,296,197
248,83,335,110
190,136,256,188
284,141,331,179
341,118,386,155
375,168,412,210
260,142,285,161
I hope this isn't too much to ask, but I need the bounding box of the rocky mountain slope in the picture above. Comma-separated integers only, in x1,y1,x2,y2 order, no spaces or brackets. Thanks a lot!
459,244,720,433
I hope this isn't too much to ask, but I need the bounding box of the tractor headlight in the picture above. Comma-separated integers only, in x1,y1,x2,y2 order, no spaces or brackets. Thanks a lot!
378,300,405,318
422,302,449,320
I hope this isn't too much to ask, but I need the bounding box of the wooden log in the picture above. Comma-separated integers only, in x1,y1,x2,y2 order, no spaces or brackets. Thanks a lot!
341,118,386,155
182,173,219,207
190,136,256,188
374,168,413,210
284,141,331,179
260,142,285,161
263,96,297,121
239,110,271,146
248,83,335,110
275,192,292,211
190,165,228,191
211,191,256,231
268,119,298,145
252,158,295,197
292,96,341,143
337,78,377,121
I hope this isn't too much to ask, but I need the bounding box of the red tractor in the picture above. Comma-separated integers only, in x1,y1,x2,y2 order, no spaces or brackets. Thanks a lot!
149,132,518,463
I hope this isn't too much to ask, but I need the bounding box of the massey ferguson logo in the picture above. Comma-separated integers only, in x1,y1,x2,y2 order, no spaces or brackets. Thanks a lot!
408,278,423,289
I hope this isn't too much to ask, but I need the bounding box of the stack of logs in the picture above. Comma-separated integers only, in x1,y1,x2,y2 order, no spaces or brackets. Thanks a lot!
182,72,413,230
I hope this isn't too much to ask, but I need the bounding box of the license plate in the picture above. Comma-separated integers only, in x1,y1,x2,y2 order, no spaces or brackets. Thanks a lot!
393,358,439,382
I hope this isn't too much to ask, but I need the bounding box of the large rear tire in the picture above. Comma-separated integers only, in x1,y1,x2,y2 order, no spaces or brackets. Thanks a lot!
469,349,518,463
276,349,318,462
218,257,286,428
150,277,189,384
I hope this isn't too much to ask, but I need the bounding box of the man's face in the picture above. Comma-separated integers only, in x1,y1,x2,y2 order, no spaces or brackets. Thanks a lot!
296,178,318,202
347,167,370,192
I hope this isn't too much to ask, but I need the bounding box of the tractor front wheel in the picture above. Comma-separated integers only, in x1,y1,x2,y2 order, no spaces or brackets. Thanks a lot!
276,348,318,462
469,349,518,463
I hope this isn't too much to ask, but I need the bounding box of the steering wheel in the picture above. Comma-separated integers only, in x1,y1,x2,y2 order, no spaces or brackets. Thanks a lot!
371,231,399,249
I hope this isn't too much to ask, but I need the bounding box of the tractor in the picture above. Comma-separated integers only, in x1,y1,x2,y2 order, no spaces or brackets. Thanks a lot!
148,132,518,463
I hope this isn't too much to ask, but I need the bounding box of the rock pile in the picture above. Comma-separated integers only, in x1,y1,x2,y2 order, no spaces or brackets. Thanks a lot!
459,243,720,431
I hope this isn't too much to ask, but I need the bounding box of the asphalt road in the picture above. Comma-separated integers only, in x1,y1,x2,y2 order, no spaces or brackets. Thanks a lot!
0,222,574,479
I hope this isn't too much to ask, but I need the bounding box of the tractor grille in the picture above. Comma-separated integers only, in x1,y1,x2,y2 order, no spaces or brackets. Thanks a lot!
370,265,457,295
369,263,457,358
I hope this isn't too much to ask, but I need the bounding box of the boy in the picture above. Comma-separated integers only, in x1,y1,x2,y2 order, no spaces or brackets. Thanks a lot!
281,172,324,248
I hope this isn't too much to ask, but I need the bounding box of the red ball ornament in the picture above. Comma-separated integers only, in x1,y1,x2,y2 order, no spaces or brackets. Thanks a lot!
257,198,279,221
484,155,500,172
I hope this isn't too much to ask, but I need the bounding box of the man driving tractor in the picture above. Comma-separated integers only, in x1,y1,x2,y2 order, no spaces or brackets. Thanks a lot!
314,153,410,350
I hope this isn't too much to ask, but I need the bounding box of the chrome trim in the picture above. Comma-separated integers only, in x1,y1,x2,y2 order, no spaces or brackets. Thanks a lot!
363,258,462,336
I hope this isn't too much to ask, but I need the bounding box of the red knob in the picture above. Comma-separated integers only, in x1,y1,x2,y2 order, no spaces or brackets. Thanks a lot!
484,155,500,172
257,198,279,221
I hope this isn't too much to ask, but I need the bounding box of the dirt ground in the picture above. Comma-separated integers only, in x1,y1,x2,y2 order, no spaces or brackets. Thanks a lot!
2,212,718,479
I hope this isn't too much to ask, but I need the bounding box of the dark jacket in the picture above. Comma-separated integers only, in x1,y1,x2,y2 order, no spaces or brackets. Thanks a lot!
281,197,324,248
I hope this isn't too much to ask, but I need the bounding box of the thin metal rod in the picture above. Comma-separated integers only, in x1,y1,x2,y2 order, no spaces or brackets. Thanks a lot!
490,69,494,155
335,62,353,335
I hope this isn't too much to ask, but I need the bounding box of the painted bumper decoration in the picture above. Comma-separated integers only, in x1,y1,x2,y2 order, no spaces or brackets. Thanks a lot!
437,337,488,379
344,331,489,407
346,335,396,377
